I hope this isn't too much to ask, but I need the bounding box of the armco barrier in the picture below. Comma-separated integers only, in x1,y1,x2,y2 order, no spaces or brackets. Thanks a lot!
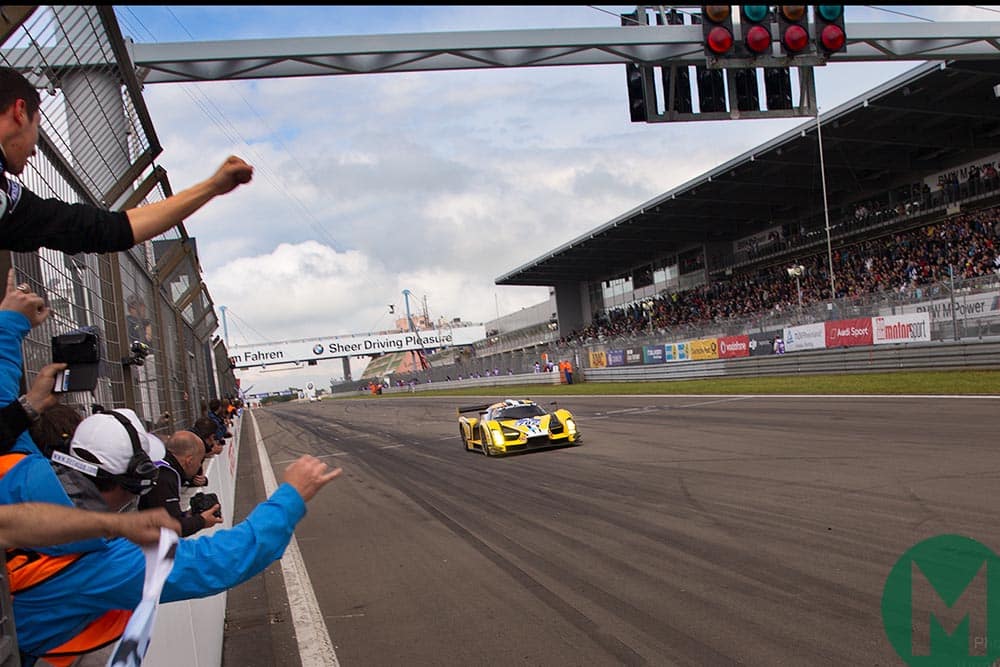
380,371,565,394
582,340,1000,382
145,415,242,667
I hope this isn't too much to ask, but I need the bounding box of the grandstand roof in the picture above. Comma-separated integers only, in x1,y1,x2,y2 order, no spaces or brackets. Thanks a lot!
496,59,1000,286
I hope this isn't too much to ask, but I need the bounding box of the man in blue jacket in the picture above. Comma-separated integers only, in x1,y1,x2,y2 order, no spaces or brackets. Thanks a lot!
0,277,343,664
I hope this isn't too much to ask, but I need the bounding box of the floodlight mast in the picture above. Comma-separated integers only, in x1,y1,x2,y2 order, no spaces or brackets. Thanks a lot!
402,289,431,371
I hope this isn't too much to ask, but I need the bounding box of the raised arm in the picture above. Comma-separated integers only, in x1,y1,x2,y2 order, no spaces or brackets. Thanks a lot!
126,156,253,243
0,504,179,548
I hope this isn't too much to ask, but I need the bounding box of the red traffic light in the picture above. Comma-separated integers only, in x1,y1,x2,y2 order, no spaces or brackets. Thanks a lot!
745,25,771,54
707,26,734,54
782,24,809,52
820,24,845,51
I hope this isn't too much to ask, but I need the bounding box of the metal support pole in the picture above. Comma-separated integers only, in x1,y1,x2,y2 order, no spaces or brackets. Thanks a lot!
949,264,959,341
219,305,229,348
816,110,836,302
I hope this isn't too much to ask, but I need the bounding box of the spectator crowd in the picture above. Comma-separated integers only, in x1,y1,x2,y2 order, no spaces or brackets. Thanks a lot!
561,205,1000,346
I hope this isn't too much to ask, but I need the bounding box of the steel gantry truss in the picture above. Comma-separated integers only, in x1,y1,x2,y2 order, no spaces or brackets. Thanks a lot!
122,19,1000,84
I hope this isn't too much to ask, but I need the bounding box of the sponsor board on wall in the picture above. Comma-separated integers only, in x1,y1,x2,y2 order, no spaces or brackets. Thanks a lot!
748,330,781,357
718,335,750,359
665,342,688,361
783,322,826,352
589,350,608,368
607,349,626,366
643,345,665,364
883,292,1000,323
824,318,873,348
873,312,931,345
689,338,719,361
625,348,644,365
228,326,486,369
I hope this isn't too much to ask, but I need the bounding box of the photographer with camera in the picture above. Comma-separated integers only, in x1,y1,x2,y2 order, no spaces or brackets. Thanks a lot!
138,430,222,536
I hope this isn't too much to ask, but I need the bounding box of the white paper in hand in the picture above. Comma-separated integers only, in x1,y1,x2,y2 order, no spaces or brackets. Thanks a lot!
107,527,179,667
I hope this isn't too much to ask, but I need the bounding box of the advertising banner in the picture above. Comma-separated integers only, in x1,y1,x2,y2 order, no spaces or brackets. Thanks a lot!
229,325,486,369
607,349,626,366
717,335,750,359
665,342,689,362
588,350,607,369
689,338,719,360
824,318,873,348
873,312,931,345
923,151,1000,191
883,291,1000,323
783,323,826,352
748,330,782,357
642,345,665,364
625,348,643,365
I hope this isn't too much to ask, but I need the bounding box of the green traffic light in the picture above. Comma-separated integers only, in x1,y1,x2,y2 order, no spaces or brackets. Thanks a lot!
817,5,844,21
742,5,769,22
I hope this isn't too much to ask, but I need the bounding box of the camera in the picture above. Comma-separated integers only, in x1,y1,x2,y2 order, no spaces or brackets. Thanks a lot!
51,326,101,393
122,340,151,367
189,491,221,518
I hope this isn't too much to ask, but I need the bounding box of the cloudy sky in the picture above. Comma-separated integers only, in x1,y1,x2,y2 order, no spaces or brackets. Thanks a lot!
112,5,999,393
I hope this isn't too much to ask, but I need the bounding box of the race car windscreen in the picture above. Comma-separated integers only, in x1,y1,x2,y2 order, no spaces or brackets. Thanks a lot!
498,405,547,419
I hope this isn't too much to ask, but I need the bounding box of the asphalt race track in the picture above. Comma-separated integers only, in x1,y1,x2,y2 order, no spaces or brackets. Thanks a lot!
224,394,998,666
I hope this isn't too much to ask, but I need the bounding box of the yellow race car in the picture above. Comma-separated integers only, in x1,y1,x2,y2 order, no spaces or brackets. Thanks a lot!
458,399,581,456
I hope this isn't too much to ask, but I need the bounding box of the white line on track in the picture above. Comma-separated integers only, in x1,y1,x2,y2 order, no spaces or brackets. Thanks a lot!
250,410,340,667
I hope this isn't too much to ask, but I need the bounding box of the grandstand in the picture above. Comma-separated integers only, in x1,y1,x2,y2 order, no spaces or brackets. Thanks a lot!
451,59,1000,375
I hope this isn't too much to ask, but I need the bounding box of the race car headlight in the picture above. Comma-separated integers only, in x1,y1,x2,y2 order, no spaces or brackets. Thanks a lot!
492,428,506,443
565,419,576,434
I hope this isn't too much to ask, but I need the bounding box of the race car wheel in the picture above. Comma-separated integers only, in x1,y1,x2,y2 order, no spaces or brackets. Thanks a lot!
460,426,471,451
481,427,492,457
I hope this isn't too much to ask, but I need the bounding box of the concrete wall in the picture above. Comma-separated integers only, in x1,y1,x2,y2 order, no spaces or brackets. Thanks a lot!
145,417,242,667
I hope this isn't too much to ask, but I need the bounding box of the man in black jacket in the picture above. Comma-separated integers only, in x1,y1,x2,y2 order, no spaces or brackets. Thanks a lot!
138,430,222,536
0,67,253,254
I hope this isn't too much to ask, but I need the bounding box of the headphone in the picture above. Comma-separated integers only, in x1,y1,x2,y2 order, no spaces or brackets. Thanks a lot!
97,410,159,495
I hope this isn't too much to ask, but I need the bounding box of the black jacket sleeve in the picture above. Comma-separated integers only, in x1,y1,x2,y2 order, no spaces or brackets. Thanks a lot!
138,464,206,537
2,187,134,254
0,399,31,453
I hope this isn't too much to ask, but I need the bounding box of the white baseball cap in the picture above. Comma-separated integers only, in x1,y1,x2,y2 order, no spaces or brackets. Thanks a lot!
67,408,165,475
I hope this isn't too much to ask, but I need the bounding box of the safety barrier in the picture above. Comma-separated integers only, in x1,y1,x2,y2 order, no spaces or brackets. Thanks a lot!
145,416,242,667
581,340,1000,382
379,371,565,395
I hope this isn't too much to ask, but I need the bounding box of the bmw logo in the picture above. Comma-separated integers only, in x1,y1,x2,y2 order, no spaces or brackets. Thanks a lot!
312,344,324,355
